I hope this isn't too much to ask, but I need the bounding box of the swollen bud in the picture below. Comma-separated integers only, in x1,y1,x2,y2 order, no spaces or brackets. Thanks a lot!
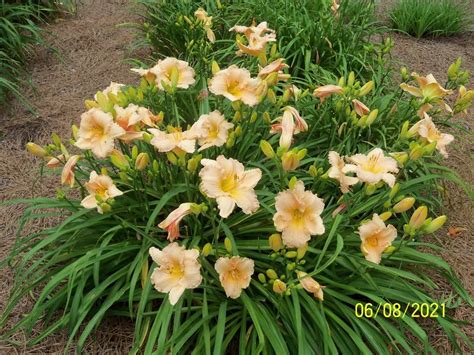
26,142,47,157
409,206,428,230
269,233,283,252
260,140,275,159
266,269,278,280
393,197,415,213
379,211,392,221
135,152,150,171
110,149,130,170
423,215,447,234
201,243,213,257
359,81,374,97
211,60,220,74
273,279,287,294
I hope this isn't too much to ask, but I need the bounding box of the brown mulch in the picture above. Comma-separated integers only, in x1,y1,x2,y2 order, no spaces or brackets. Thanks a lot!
0,0,472,353
0,0,142,352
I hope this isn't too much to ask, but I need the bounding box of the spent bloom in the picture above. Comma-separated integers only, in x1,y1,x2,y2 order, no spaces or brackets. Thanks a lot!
209,65,261,106
328,151,359,193
358,214,397,264
199,155,261,218
270,106,308,149
149,128,196,155
215,256,254,299
191,111,234,151
133,57,195,90
346,148,399,188
230,21,276,57
352,99,370,116
75,108,125,158
149,243,202,305
296,271,325,301
273,180,325,248
313,85,344,103
114,104,145,142
80,171,123,213
61,155,80,188
258,59,290,82
158,203,198,241
415,113,454,158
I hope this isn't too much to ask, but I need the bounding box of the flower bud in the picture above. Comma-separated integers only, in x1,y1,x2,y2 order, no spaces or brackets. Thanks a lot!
263,111,271,123
409,146,424,160
409,206,428,230
135,152,150,171
211,60,220,74
231,101,241,111
258,273,267,283
383,246,396,254
389,183,400,199
347,72,355,87
296,244,308,260
266,269,278,280
365,183,377,195
273,279,287,294
110,149,130,170
166,152,178,165
71,125,79,140
250,112,258,123
226,132,235,148
400,67,409,81
152,160,159,172
379,211,392,221
423,215,447,234
308,165,318,177
390,152,408,166
267,88,277,104
131,145,139,159
285,251,298,258
423,141,437,155
187,154,202,173
269,233,282,252
281,150,300,171
288,176,298,189
233,111,241,121
365,109,379,126
26,142,47,157
286,262,296,271
100,202,112,213
359,81,374,97
224,238,233,253
143,132,153,143
393,197,415,213
201,243,213,257
119,171,129,183
260,140,275,159
234,126,242,137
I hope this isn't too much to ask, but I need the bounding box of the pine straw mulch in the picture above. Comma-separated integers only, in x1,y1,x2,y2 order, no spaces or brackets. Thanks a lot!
0,0,472,353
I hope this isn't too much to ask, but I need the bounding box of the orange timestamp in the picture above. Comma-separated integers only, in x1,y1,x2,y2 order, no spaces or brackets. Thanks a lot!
355,302,446,319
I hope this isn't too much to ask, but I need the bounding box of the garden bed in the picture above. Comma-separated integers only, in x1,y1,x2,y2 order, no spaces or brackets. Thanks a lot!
0,0,472,353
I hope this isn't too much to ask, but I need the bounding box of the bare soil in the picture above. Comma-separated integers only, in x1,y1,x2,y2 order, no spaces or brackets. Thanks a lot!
0,0,472,353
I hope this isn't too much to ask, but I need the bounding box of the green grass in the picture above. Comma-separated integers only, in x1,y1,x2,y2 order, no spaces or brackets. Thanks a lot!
389,0,472,38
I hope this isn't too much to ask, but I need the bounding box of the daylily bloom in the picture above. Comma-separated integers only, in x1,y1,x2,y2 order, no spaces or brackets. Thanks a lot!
80,171,123,213
114,104,145,142
191,111,234,151
417,113,454,158
94,82,124,100
194,8,215,43
215,256,254,299
346,148,399,188
273,180,325,248
61,155,80,187
258,59,290,81
358,214,397,264
209,65,261,106
352,99,370,116
199,155,262,218
134,58,195,90
328,151,359,193
296,271,325,301
230,21,276,57
75,108,125,158
149,243,202,305
137,107,163,127
149,128,196,155
158,203,198,241
313,85,344,103
400,73,453,115
270,106,308,149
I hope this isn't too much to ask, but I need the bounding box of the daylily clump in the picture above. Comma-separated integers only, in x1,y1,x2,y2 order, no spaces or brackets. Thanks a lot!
19,14,473,353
